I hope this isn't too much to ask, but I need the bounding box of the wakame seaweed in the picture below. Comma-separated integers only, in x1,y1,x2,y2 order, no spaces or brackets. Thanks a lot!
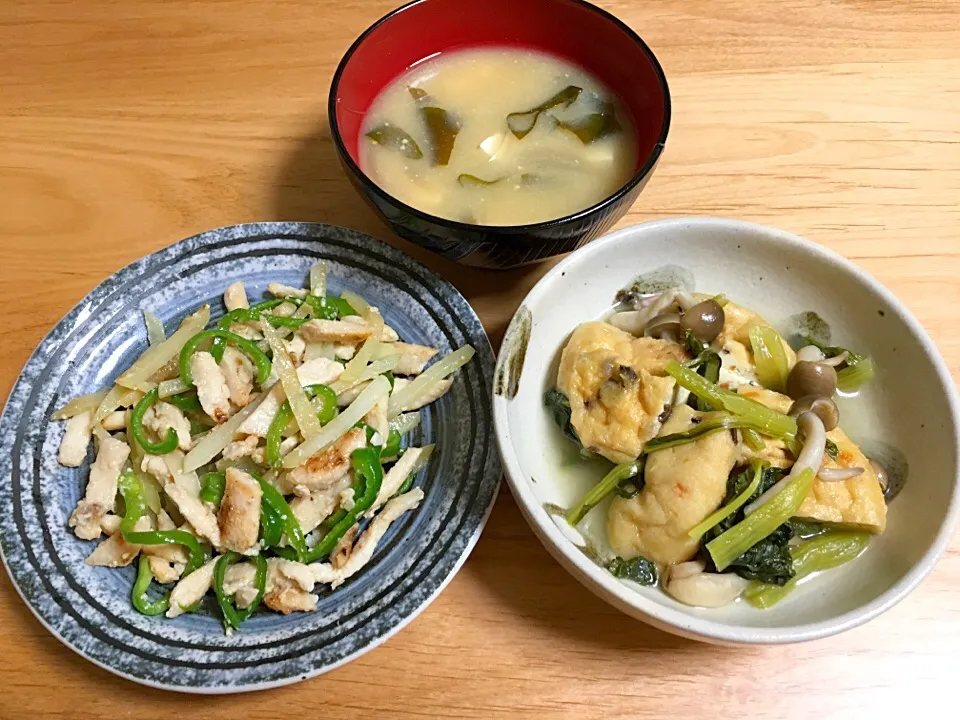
365,124,423,159
700,466,797,586
506,85,582,139
558,102,622,144
408,87,460,166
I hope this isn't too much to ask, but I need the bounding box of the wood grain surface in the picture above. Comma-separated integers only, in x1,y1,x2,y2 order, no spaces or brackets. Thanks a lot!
1,0,959,717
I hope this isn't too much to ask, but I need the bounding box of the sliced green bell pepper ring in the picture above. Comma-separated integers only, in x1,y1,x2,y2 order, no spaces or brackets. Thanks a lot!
131,388,180,455
214,552,268,631
132,555,170,616
179,329,272,387
199,471,226,505
305,447,383,563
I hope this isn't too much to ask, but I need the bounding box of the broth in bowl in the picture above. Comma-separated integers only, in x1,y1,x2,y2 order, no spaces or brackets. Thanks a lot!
359,47,637,226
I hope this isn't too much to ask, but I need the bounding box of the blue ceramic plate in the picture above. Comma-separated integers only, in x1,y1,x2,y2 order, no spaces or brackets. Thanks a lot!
0,222,500,693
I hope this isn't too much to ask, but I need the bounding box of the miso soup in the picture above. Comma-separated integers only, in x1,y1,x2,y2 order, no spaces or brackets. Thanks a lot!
359,47,637,226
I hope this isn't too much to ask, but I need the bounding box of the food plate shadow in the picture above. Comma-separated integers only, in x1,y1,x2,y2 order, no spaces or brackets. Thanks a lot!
271,119,558,348
464,488,698,652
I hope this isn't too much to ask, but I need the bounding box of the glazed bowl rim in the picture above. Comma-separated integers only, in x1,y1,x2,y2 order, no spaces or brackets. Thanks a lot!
327,0,671,237
492,216,960,644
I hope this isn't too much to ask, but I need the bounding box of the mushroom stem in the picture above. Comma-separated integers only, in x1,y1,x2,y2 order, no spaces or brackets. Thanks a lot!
746,411,826,515
818,466,865,482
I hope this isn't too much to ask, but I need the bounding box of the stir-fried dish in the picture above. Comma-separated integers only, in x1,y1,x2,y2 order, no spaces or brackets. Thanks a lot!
53,265,474,632
547,284,889,609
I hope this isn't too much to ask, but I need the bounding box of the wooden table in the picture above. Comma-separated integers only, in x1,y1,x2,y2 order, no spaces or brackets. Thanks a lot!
1,0,958,716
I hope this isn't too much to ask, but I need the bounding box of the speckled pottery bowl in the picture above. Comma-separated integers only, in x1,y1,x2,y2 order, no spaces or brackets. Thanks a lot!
0,222,500,692
493,217,960,644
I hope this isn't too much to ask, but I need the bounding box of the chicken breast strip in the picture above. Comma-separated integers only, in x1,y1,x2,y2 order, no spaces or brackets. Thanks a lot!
69,435,130,540
311,488,424,589
238,357,343,436
390,377,453,410
219,345,255,408
222,435,259,460
288,475,353,534
267,282,308,299
280,428,366,496
218,467,262,553
299,319,372,344
142,401,193,451
167,557,218,618
223,281,249,311
366,447,426,515
363,396,388,443
85,516,152,567
152,453,222,547
190,351,232,424
58,411,94,467
263,558,320,614
148,557,185,584
100,410,128,432
390,342,438,376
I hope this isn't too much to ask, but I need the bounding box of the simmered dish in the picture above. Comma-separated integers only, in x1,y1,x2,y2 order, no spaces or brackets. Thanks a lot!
359,47,636,226
547,284,889,608
53,266,473,632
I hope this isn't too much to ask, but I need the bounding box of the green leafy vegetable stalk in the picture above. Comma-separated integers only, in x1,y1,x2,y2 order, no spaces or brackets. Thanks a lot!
744,531,870,608
567,459,644,526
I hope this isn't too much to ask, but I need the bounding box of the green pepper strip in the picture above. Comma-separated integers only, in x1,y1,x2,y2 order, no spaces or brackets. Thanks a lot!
304,294,357,320
255,474,308,561
179,329,272,387
212,298,312,361
381,428,402,458
118,470,148,533
264,384,338,467
319,508,346,531
165,390,203,413
395,472,416,497
260,500,284,547
123,530,205,576
132,556,170,616
214,552,268,631
199,471,226,505
131,388,179,455
306,447,383,563
265,402,295,468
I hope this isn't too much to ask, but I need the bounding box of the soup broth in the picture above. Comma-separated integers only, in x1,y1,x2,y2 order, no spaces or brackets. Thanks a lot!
359,47,637,226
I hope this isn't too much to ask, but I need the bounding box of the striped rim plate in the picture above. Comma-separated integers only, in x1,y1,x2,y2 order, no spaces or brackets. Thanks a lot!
0,222,500,693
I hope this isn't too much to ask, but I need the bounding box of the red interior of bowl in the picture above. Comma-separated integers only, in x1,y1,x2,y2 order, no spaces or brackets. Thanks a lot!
332,0,668,173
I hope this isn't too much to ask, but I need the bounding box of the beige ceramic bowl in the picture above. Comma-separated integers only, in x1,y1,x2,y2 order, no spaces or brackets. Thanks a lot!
493,217,960,644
